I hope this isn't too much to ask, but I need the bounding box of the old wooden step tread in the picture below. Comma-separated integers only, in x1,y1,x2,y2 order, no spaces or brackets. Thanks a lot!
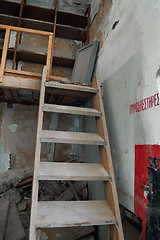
36,201,116,228
41,131,105,145
45,81,98,93
38,162,110,181
42,104,101,116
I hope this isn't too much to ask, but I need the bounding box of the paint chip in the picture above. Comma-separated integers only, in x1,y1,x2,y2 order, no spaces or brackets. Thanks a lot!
8,124,18,133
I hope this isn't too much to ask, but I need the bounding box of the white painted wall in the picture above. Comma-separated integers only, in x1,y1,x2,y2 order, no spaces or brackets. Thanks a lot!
91,0,160,212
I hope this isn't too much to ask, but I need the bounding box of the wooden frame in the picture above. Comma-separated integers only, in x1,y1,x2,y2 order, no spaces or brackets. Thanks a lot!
0,28,10,82
0,24,53,82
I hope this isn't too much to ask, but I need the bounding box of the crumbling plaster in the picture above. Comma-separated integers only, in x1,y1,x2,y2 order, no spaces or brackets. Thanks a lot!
90,0,160,212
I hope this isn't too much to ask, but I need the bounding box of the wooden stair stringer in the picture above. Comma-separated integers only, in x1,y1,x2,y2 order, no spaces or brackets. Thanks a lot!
92,77,124,240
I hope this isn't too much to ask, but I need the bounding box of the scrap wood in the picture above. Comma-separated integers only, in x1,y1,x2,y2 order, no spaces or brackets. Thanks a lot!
56,181,87,201
5,203,26,240
17,201,27,212
17,175,33,188
0,196,9,240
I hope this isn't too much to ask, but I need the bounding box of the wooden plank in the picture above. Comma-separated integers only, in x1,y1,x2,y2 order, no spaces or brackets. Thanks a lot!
0,28,10,82
85,4,91,45
12,0,25,70
36,201,116,228
92,77,124,240
56,181,87,201
41,226,94,240
46,0,58,81
29,67,47,240
0,75,41,91
38,163,110,181
0,1,88,29
42,104,101,116
0,15,86,41
45,81,98,93
41,130,105,145
0,24,52,36
5,69,42,79
0,196,9,240
56,24,86,42
0,48,75,68
5,203,26,240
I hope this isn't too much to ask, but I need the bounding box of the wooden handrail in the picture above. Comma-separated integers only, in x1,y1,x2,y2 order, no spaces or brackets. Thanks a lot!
0,24,53,36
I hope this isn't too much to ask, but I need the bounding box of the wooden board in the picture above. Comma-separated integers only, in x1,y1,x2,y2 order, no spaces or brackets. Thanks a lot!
0,48,75,68
41,130,105,145
0,24,52,36
0,196,9,240
0,75,41,91
5,203,26,240
42,104,101,116
36,201,116,228
38,162,110,181
45,81,98,93
56,181,87,201
71,41,99,84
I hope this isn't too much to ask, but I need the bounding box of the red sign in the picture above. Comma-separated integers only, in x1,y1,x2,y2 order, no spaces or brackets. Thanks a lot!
130,93,160,114
135,145,160,240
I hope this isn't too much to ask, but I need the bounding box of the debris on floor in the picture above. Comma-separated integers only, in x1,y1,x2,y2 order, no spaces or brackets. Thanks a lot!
0,195,10,240
5,203,26,240
0,167,92,240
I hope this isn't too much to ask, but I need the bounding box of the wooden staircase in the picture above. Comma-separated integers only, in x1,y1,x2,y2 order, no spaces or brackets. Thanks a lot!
29,66,124,240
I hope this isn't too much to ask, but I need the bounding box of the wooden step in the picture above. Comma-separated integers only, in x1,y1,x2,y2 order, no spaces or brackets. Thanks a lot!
45,82,98,93
38,163,110,181
41,131,105,145
42,104,101,116
36,201,116,228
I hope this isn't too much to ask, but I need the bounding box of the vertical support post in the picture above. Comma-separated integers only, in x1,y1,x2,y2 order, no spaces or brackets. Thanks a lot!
0,28,10,82
85,4,91,45
46,0,59,81
46,34,54,81
12,0,24,70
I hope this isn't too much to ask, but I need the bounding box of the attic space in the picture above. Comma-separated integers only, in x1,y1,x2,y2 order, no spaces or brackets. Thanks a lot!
0,0,160,240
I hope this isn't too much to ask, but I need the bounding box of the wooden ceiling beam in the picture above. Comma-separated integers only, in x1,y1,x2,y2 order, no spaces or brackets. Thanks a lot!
0,0,87,29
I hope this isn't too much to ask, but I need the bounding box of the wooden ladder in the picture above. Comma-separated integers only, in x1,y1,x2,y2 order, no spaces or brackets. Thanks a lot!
29,66,124,240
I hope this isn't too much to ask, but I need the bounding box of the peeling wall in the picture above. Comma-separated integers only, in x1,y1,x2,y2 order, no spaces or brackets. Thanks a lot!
0,103,38,173
90,0,160,214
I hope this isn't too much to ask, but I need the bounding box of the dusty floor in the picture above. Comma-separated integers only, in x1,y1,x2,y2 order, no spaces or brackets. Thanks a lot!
123,218,141,240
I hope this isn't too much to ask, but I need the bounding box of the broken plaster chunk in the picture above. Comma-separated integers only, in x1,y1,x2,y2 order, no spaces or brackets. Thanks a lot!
36,230,48,240
8,124,18,133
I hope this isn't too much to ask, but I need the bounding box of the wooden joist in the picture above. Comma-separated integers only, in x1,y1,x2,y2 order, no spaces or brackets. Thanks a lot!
42,104,101,116
38,162,110,181
41,130,105,145
36,201,116,228
0,15,86,41
0,48,75,68
0,0,88,29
